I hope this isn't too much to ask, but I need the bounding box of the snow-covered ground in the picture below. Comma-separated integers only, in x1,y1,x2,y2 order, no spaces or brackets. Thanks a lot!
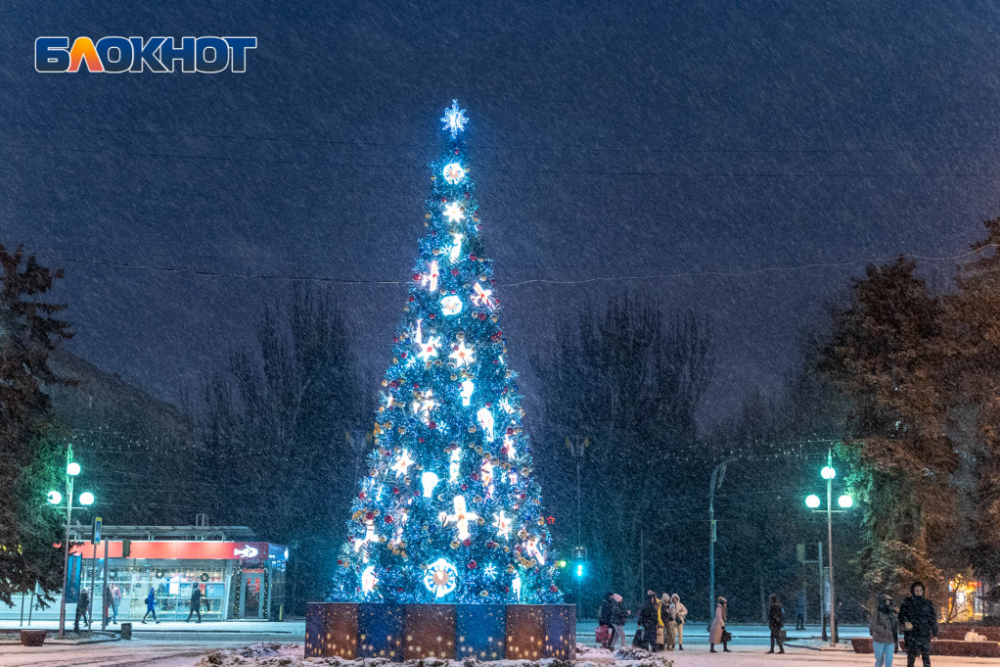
1,640,998,667
0,623,996,666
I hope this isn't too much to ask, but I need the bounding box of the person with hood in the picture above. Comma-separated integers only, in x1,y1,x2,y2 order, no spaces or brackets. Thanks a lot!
870,593,899,667
898,582,937,667
142,587,160,624
710,596,730,653
660,593,676,650
610,593,628,651
637,590,659,651
670,593,687,650
767,594,785,654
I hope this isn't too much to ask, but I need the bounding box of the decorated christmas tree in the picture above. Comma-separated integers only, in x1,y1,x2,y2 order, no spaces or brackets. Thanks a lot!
332,102,561,605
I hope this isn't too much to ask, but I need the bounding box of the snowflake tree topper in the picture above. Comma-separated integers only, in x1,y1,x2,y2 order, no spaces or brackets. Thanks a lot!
441,100,469,138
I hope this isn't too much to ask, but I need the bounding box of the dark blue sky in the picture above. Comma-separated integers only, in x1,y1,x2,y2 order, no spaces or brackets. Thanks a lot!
4,1,1000,424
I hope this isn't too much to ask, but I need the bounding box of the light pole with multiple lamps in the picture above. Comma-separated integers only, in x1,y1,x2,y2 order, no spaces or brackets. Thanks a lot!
804,448,852,647
49,445,95,638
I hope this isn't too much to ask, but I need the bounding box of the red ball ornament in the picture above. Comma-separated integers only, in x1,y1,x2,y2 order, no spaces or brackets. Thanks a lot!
452,269,459,276
506,428,514,436
461,483,468,491
469,254,478,261
365,512,375,521
400,352,407,359
462,538,472,547
408,296,415,303
479,313,487,321
413,274,422,282
359,492,366,499
392,336,399,343
413,382,420,388
465,192,471,199
454,148,460,155
441,197,448,203
468,560,477,569
385,515,393,524
487,541,497,549
471,473,479,481
429,313,436,319
550,585,559,593
429,421,437,429
520,493,527,500
393,487,400,494
390,380,400,390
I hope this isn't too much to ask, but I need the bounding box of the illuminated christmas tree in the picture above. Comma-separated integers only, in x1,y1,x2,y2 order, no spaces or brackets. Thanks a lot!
333,102,561,605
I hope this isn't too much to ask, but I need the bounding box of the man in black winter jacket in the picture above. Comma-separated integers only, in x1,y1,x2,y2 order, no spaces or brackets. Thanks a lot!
898,581,938,667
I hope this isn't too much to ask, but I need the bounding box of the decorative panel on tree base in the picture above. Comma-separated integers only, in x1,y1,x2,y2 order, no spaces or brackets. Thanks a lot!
305,603,574,661
543,604,576,658
403,604,457,660
358,603,405,661
305,602,358,659
457,604,506,660
505,604,546,661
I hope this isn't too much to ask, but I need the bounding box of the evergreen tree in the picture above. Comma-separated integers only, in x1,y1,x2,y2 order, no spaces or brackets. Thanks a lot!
331,102,560,604
0,243,72,604
948,217,1000,583
820,258,956,596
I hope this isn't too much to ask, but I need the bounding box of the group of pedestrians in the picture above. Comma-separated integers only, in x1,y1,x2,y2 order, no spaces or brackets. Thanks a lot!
598,590,688,652
868,582,939,667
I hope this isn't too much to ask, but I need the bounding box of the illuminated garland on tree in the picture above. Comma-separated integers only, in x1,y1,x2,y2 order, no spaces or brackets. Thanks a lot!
332,101,562,604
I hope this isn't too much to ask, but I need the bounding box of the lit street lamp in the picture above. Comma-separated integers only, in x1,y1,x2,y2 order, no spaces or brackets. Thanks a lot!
49,445,95,639
804,449,852,647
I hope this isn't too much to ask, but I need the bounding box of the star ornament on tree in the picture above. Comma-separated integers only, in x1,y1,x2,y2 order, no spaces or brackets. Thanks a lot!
443,201,465,224
391,449,415,477
443,162,466,184
441,100,469,138
450,341,476,367
471,282,495,309
416,336,442,363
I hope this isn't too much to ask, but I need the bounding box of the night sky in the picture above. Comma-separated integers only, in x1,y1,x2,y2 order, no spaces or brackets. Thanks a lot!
4,1,1000,424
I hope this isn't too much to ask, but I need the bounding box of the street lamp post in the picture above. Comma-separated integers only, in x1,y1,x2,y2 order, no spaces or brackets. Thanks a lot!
708,460,732,622
805,448,851,647
565,436,588,613
51,445,94,639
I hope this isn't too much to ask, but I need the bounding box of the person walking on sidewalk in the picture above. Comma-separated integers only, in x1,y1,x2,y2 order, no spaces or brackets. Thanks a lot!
670,594,687,650
142,587,160,624
870,593,899,667
709,596,730,653
111,585,122,624
898,582,937,667
767,594,785,654
187,584,203,622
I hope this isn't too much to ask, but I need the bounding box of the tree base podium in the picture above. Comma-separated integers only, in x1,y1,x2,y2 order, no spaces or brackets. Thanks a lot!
305,603,575,661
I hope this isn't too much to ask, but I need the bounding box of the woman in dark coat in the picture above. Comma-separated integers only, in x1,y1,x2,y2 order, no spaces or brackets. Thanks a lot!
898,582,937,667
767,594,785,654
636,591,659,651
